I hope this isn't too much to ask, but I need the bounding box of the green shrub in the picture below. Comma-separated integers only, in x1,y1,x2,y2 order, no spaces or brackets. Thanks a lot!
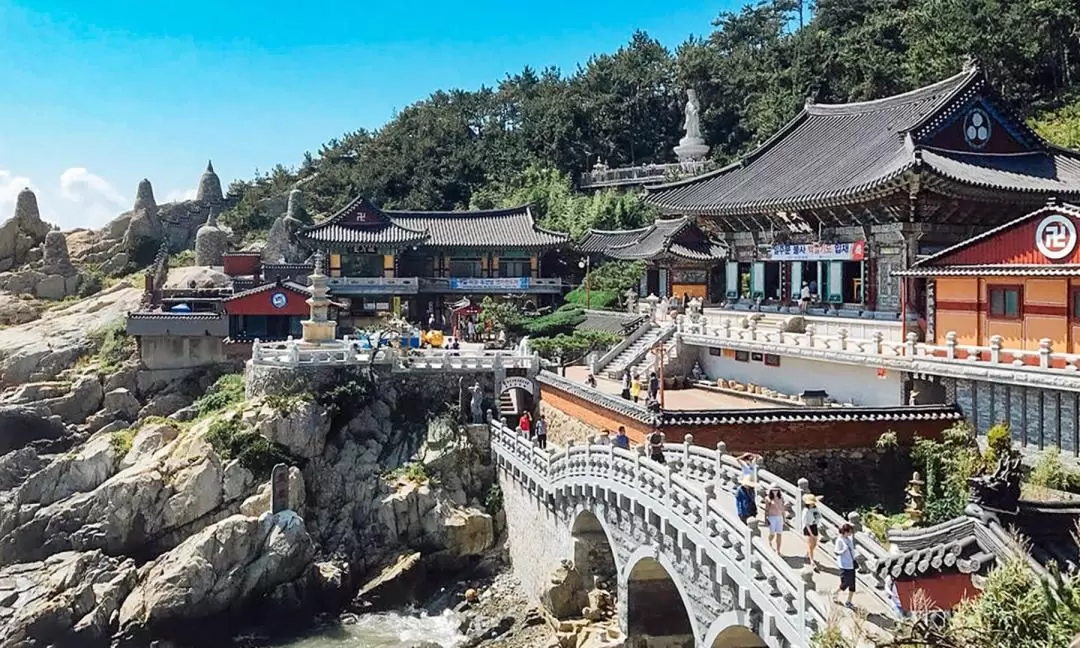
88,321,136,373
1029,447,1080,494
205,415,301,479
858,509,910,545
193,374,245,418
564,287,619,310
264,392,312,414
875,431,898,451
110,428,135,455
985,422,1013,466
317,373,375,431
911,422,982,524
78,267,105,298
529,330,620,360
484,483,503,514
388,461,430,484
520,307,586,338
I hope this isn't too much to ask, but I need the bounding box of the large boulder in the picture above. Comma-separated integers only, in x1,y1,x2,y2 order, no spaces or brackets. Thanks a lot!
41,374,103,424
0,188,51,272
442,508,494,557
119,420,180,470
12,432,122,508
0,447,47,491
245,399,328,459
540,563,588,620
239,466,305,516
0,551,137,648
117,512,315,633
40,230,75,277
0,293,43,326
102,388,141,421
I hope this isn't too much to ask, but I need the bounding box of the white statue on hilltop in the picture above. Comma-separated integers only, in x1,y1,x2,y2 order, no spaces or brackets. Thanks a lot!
683,89,702,141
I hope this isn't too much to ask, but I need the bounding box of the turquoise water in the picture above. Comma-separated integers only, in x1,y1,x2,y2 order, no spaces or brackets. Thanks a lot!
265,610,466,648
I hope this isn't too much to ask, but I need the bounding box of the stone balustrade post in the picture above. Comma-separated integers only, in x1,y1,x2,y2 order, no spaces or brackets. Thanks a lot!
701,316,709,334
715,441,726,486
683,433,693,468
945,331,958,360
872,331,884,354
677,314,685,332
836,328,847,351
288,344,300,365
1040,338,1053,368
633,446,641,484
804,324,815,348
251,339,261,361
989,335,1003,364
702,483,715,536
722,319,732,339
748,319,758,341
666,463,675,504
906,331,918,357
776,328,785,344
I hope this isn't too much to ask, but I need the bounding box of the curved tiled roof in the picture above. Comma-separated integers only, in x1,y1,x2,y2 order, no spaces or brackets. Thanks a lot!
390,205,568,249
644,71,976,215
646,69,1080,217
577,217,727,262
300,198,567,249
657,404,964,427
225,280,311,302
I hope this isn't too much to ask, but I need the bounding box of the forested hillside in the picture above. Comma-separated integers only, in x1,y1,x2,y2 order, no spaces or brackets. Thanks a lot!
221,0,1080,237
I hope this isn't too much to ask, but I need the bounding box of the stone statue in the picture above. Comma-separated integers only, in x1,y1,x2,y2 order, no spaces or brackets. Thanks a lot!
683,89,702,141
687,297,703,321
691,361,703,382
969,451,1022,513
624,288,639,314
905,472,925,523
468,382,484,424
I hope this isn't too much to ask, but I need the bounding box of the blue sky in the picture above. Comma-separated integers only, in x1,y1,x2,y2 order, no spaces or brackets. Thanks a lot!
0,0,732,230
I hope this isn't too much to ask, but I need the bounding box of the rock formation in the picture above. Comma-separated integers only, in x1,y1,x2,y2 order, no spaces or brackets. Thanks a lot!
194,209,229,266
196,160,224,204
133,178,157,214
0,188,52,272
41,227,75,276
263,188,307,263
0,190,82,299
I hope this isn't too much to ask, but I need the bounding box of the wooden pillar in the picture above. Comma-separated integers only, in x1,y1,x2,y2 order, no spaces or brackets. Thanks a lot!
492,255,501,278
329,253,342,278
383,254,395,278
530,256,538,279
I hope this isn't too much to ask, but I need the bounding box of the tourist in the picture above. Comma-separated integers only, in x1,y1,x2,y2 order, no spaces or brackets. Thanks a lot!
737,452,761,479
764,487,785,553
595,429,611,445
648,371,659,401
630,373,642,403
834,523,857,610
467,318,476,342
621,371,631,400
735,476,758,524
799,282,811,312
428,313,436,330
586,372,598,389
802,494,822,569
534,414,548,449
647,430,665,463
613,426,630,450
518,411,532,438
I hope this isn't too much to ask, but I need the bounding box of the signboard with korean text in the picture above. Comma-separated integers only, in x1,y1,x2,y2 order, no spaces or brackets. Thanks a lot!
449,277,529,290
671,269,707,284
500,376,535,395
766,241,866,262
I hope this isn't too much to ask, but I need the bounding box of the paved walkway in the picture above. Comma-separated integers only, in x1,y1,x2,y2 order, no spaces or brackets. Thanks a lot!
563,365,783,411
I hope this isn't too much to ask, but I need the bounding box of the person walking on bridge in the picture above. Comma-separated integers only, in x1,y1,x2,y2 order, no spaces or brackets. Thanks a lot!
834,523,857,610
620,370,632,400
534,414,548,449
802,494,822,570
647,430,665,464
613,426,630,450
518,411,531,439
735,476,758,524
764,487,785,553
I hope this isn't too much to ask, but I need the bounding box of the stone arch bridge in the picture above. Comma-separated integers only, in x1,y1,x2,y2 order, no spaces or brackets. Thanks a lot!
491,419,898,648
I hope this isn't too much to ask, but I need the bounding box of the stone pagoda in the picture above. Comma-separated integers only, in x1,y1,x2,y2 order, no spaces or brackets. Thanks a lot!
301,251,336,344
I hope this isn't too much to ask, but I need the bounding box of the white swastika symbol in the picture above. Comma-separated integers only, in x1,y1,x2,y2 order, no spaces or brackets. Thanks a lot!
1035,214,1077,260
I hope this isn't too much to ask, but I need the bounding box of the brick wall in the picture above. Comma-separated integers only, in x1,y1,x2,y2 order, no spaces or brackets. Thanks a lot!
539,386,652,446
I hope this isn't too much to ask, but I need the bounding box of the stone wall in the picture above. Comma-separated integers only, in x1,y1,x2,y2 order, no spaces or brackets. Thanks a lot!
763,446,914,513
139,336,226,370
539,387,651,446
499,467,575,603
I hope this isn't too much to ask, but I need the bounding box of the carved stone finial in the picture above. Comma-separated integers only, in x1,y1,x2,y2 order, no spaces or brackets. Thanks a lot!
968,451,1022,513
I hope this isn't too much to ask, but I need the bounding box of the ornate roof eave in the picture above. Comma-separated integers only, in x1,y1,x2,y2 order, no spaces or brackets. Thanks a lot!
658,172,914,220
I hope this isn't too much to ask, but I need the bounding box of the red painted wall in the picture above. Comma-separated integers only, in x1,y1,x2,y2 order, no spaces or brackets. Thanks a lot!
225,288,309,316
223,253,261,276
896,572,980,611
932,208,1080,266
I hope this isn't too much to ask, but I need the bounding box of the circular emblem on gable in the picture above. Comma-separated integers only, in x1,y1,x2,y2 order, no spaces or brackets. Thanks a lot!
1036,214,1077,260
270,291,288,309
963,108,992,149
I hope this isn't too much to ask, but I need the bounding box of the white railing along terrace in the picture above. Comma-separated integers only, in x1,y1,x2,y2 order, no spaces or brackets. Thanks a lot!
250,338,540,372
490,419,896,646
678,314,1080,378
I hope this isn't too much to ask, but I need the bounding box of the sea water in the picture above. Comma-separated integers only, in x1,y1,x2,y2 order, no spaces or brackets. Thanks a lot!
263,610,466,648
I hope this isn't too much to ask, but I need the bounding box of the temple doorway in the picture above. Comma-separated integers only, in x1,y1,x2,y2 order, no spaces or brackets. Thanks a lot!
498,375,535,422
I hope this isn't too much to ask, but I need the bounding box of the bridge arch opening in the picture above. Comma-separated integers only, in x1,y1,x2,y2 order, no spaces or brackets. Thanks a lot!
709,625,767,648
571,510,618,590
498,376,535,421
625,556,695,646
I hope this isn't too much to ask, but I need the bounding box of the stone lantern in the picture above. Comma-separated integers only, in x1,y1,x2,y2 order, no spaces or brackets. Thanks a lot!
905,472,925,523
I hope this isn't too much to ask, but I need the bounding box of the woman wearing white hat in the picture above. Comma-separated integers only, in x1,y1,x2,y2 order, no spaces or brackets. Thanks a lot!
735,475,758,524
802,493,822,569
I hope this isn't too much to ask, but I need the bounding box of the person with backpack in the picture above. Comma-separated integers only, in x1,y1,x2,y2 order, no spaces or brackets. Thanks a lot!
647,430,665,463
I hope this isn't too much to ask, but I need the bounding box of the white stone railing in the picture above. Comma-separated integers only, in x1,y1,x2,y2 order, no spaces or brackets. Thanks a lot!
592,320,657,374
491,420,896,646
678,315,1080,383
250,337,540,372
578,160,714,188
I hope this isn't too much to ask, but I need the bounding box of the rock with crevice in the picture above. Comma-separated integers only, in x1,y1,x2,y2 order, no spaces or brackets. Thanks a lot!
119,421,181,470
0,406,69,456
117,511,315,634
11,431,121,509
103,387,141,421
0,550,138,648
40,374,103,424
0,188,52,273
244,398,328,459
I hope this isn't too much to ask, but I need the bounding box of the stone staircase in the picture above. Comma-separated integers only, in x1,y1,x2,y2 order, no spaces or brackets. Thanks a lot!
622,334,680,381
498,391,516,418
602,324,675,380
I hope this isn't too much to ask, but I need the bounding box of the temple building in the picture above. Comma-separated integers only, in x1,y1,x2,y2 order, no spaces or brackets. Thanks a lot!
897,201,1080,354
575,216,727,300
645,66,1080,323
296,197,568,328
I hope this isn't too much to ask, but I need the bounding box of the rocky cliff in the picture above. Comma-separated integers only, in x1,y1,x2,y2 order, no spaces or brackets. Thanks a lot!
0,361,500,647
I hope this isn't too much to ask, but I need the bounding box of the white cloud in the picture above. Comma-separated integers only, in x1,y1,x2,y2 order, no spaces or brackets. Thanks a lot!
164,187,197,203
56,167,127,229
59,167,125,206
0,170,33,219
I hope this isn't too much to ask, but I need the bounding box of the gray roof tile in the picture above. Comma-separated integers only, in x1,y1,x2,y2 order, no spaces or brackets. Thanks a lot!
577,217,727,262
645,69,1080,216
